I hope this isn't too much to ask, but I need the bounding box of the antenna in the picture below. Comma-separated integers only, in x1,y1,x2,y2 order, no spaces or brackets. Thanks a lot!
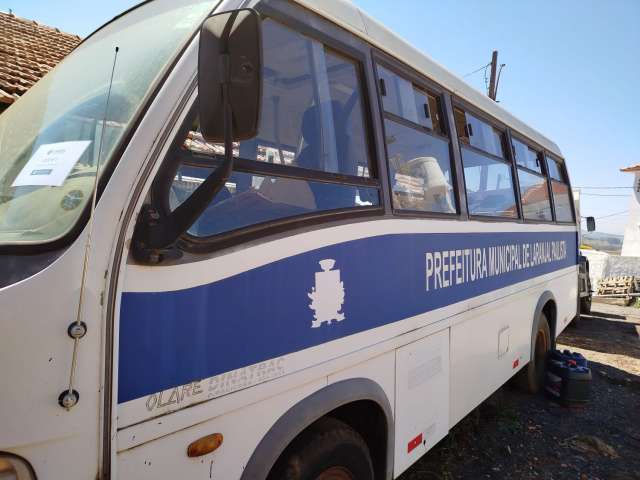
59,46,119,411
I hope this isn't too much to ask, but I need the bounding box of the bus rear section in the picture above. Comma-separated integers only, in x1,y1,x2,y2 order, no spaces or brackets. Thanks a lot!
0,0,578,478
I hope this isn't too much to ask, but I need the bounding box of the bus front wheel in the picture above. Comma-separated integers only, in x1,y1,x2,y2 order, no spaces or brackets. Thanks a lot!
268,417,374,480
516,312,551,394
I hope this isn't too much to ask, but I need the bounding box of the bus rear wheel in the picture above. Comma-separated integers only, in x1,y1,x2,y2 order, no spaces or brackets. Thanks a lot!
516,312,551,394
268,417,374,480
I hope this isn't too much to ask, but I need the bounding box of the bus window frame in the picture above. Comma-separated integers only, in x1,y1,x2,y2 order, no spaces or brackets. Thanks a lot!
543,151,577,225
511,135,543,174
372,51,465,220
452,98,522,223
255,2,383,184
499,121,576,226
509,132,556,225
147,1,389,255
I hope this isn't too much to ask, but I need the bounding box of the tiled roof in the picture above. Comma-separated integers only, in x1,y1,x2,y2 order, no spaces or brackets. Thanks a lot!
621,164,640,173
0,11,80,106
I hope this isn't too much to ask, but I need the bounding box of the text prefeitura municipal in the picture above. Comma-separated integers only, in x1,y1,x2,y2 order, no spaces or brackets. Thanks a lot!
425,240,568,291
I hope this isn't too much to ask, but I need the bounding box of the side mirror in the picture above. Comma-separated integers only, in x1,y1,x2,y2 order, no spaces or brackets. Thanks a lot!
586,216,596,232
198,9,262,142
131,9,262,264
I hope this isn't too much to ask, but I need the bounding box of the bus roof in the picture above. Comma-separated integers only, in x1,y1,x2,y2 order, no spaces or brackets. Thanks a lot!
292,0,563,158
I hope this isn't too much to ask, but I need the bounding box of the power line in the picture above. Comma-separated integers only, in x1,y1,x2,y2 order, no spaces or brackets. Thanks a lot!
580,193,630,197
484,66,490,95
594,210,628,220
575,186,632,189
462,63,490,78
494,63,506,101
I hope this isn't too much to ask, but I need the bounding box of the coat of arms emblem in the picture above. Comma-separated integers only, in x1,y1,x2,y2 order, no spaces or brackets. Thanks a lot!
308,259,345,328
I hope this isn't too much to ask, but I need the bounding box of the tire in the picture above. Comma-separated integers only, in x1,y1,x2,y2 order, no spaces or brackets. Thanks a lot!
579,295,591,315
516,312,551,394
267,417,374,480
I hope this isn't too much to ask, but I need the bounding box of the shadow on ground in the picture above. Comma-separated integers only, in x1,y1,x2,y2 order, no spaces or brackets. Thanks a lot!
559,313,640,360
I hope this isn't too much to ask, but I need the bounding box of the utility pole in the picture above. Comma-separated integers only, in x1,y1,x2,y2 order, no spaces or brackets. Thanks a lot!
488,50,498,101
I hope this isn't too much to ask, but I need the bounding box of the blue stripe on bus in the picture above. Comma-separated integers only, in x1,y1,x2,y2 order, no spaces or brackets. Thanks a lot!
118,230,577,403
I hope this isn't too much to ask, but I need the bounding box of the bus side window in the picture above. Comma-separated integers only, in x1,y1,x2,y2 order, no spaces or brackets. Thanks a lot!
162,19,380,240
454,107,503,158
455,107,518,218
512,137,541,173
512,137,553,221
546,155,574,222
377,65,456,214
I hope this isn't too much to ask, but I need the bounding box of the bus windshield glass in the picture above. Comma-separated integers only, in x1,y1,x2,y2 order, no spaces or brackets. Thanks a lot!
0,0,215,247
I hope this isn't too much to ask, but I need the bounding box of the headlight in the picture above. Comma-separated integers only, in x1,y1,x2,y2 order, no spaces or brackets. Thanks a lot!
0,453,36,480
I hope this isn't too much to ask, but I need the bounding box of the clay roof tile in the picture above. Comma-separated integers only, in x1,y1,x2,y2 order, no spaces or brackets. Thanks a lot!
621,164,640,173
0,11,80,106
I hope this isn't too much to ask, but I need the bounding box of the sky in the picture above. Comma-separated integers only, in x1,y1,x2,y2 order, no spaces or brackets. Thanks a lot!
3,0,639,235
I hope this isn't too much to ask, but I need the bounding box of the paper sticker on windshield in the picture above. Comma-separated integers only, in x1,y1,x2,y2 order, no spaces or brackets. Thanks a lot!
12,140,91,187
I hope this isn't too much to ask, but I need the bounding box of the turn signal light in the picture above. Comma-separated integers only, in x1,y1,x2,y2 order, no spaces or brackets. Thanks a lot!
187,433,224,458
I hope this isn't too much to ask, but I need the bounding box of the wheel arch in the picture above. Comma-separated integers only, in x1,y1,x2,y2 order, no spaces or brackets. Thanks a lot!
240,377,394,480
531,291,557,355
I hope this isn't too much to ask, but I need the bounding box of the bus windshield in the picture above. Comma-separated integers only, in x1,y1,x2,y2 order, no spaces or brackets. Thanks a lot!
0,0,215,247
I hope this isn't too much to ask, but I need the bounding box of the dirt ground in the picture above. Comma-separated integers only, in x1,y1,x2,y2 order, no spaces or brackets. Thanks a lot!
400,302,640,480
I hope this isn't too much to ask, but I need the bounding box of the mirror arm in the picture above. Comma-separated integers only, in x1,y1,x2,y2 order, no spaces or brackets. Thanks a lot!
132,86,234,263
131,8,261,264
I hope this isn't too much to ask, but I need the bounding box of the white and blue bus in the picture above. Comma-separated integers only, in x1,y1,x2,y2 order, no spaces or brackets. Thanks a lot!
0,1,580,478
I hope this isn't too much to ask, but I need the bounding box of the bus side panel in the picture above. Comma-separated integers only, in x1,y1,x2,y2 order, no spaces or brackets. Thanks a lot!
116,378,326,480
393,329,450,476
555,268,579,337
450,287,532,426
327,350,396,411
